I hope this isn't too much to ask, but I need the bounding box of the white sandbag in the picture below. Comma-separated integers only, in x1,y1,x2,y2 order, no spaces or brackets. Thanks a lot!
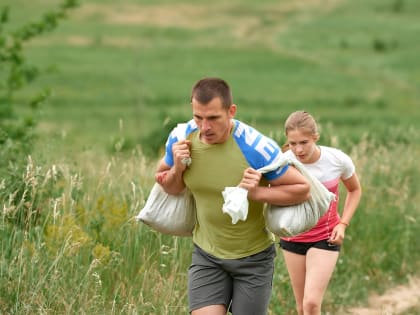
136,182,196,237
136,123,196,236
221,155,335,236
262,157,335,237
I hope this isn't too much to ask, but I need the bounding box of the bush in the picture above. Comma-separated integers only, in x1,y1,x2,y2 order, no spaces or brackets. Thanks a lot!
0,1,79,228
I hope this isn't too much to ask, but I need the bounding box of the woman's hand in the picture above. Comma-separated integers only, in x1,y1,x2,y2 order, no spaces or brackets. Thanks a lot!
328,223,347,245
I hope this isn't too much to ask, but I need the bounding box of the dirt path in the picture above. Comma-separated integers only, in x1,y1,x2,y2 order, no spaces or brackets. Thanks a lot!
343,276,420,315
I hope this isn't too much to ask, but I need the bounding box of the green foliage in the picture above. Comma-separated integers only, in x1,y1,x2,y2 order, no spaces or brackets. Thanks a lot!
0,1,78,228
140,112,190,158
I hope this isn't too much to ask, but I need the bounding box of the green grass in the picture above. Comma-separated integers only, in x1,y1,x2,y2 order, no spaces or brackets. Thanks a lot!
1,135,419,314
2,0,420,313
4,0,418,160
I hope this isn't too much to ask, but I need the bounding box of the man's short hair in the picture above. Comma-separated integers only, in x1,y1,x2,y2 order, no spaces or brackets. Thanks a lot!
191,77,233,109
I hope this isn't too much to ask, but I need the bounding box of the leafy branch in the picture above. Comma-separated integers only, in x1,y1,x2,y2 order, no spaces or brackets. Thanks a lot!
0,0,79,228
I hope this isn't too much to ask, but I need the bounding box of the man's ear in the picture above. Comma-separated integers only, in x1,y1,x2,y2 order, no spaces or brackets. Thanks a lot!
313,133,320,142
229,104,237,118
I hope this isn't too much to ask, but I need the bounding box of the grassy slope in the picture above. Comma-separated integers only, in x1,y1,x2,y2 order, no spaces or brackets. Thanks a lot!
6,0,420,160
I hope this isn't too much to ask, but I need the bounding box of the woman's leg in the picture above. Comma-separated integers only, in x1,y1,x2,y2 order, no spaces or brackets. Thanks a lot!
303,248,339,315
281,249,307,315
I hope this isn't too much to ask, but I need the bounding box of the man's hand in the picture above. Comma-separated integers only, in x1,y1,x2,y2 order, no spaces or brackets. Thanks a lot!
238,168,262,199
155,170,169,185
172,140,192,172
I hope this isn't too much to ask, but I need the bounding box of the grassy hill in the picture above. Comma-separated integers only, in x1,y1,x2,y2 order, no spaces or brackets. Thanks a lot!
1,1,419,314
6,0,420,160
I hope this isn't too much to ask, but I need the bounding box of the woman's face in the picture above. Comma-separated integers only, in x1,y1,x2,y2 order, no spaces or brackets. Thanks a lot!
286,129,319,164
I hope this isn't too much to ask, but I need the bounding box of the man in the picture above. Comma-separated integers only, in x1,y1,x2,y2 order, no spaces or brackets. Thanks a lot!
155,77,310,315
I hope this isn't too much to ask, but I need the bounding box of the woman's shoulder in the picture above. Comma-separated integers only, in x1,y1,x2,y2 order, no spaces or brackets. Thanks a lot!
320,146,355,174
320,146,351,161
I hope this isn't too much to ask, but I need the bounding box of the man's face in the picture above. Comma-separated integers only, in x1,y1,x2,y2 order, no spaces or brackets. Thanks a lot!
192,97,236,144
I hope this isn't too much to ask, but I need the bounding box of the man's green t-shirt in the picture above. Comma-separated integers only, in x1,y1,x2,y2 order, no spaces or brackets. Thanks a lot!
182,122,285,259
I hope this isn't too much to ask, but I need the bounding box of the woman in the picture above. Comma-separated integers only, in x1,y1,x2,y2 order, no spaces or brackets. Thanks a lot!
280,111,362,315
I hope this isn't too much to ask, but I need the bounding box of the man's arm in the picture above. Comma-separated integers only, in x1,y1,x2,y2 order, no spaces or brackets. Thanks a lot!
155,140,191,195
239,166,310,205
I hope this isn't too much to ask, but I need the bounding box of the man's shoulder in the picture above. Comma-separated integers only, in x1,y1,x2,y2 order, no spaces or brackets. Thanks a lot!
232,120,274,143
232,120,281,169
168,120,198,140
233,119,262,134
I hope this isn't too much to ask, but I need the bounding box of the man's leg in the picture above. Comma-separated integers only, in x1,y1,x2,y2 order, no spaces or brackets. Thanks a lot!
229,245,276,315
188,245,232,314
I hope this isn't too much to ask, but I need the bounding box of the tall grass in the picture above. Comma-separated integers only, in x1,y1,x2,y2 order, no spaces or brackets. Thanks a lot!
1,129,419,314
0,150,192,314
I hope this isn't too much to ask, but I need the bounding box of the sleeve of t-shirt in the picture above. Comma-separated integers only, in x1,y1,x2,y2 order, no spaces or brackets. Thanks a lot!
232,121,288,181
163,121,196,167
163,131,178,167
339,150,356,180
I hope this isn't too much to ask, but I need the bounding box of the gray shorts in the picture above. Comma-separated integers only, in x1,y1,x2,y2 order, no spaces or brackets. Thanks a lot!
188,244,276,314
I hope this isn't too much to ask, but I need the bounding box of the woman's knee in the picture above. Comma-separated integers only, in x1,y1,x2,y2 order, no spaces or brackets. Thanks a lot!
303,297,321,314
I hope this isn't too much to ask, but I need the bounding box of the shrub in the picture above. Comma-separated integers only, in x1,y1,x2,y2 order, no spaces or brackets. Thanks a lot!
0,1,79,228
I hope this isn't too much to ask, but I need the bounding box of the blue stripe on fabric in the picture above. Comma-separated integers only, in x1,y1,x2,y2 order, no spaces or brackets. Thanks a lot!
164,120,197,167
232,120,287,180
163,119,287,180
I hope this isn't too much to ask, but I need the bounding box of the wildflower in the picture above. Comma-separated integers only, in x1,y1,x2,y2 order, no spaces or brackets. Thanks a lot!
92,243,111,264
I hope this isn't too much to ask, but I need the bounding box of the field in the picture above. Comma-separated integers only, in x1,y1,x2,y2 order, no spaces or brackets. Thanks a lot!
1,0,420,314
6,0,420,158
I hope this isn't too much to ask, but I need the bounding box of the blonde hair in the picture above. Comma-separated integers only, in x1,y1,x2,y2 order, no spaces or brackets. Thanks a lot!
282,111,319,151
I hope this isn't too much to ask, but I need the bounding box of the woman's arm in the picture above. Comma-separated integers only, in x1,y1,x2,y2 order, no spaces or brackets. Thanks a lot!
329,172,362,244
339,172,362,226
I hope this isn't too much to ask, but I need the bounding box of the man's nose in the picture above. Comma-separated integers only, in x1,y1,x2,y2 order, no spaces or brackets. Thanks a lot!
201,119,211,130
